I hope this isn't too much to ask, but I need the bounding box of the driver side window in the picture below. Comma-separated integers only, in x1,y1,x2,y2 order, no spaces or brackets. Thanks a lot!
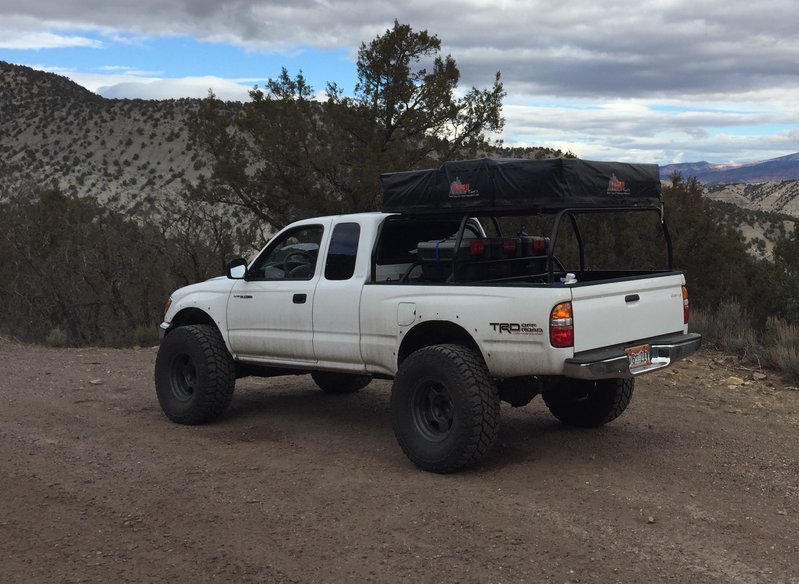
249,226,323,280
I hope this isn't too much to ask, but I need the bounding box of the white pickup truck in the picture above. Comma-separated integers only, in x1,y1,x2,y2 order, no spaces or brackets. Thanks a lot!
155,158,701,473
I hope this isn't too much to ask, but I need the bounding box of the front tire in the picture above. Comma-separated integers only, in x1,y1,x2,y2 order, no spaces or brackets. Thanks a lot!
311,371,371,394
154,325,235,424
391,344,500,473
542,377,634,428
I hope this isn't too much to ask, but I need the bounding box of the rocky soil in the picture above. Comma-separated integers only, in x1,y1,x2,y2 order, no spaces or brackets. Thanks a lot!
1,339,798,583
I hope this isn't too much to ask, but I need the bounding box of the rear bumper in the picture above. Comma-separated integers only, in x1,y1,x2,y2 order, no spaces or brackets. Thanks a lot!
563,333,701,380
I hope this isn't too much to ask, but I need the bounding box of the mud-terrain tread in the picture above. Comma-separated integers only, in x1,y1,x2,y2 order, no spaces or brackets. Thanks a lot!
155,324,235,425
542,377,634,428
311,371,371,394
391,344,500,473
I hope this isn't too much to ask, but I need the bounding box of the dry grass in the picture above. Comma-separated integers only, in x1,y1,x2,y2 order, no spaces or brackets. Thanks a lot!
692,303,799,382
765,317,799,380
690,302,760,359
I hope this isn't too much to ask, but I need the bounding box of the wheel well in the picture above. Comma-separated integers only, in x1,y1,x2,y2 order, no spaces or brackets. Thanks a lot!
397,321,482,366
167,308,218,335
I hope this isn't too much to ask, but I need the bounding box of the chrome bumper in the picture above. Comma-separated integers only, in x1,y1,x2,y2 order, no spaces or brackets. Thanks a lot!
563,333,701,380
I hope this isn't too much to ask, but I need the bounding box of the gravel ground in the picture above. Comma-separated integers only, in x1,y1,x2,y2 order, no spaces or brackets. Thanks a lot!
1,338,798,583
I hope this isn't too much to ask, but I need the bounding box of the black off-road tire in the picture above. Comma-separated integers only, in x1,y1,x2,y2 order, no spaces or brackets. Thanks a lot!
311,371,371,394
154,325,236,425
391,344,500,473
542,377,634,428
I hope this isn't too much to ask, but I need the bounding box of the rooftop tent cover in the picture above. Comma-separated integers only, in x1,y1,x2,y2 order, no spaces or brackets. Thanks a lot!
380,157,662,214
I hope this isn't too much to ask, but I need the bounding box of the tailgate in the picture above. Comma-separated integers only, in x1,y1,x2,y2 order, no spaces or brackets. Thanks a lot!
570,273,686,353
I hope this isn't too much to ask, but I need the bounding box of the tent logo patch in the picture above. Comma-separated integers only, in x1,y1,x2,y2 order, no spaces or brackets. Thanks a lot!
449,177,479,198
607,174,630,195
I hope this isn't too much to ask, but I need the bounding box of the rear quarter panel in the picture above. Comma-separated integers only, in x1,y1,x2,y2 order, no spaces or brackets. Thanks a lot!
360,284,573,378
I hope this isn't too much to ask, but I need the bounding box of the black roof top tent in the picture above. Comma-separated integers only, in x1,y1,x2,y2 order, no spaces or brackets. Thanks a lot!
380,157,663,215
379,157,672,280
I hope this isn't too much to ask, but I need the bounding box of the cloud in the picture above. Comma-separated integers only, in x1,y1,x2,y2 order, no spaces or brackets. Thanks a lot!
3,1,799,96
501,94,799,163
96,76,252,101
4,0,799,163
0,31,103,50
62,71,249,101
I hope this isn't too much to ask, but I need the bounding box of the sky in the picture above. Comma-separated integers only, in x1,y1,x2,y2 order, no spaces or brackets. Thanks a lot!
1,0,798,165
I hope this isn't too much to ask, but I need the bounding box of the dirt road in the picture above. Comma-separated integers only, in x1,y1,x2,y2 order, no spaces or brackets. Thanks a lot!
1,338,798,583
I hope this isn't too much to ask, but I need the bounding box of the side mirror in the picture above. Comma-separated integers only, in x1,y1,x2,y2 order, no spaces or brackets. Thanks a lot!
226,257,248,279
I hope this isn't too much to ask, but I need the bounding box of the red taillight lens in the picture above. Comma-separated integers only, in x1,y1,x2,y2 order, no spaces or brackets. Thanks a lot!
682,286,690,324
532,236,547,252
470,239,485,256
502,239,517,254
550,301,574,348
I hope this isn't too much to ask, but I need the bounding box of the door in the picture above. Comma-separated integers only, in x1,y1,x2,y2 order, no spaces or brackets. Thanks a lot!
227,225,324,362
312,221,366,369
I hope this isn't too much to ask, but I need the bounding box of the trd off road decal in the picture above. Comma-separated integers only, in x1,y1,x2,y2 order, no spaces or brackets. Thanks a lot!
490,323,544,335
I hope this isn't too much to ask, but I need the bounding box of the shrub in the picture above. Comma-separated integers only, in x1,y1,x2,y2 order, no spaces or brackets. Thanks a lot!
690,302,760,359
763,318,799,380
45,327,69,347
133,324,159,347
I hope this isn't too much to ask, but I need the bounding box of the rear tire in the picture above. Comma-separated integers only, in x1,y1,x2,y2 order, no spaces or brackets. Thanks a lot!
391,344,499,473
154,325,235,424
311,371,371,394
542,377,634,428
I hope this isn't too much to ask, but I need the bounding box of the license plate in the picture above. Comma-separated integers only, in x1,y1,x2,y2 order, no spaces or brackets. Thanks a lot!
626,344,651,371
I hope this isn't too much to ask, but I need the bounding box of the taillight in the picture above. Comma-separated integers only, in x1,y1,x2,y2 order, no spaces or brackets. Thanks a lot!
470,239,486,256
502,239,517,255
682,286,690,324
550,301,574,348
532,236,547,252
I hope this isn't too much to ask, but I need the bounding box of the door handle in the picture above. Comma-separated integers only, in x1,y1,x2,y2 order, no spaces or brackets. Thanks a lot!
625,294,640,303
293,294,307,304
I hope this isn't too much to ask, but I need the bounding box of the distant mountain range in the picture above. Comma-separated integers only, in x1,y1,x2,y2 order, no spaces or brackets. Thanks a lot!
657,153,799,219
660,153,799,185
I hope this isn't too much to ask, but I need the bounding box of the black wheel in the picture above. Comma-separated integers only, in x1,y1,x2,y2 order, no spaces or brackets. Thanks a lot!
311,371,371,394
542,377,634,428
154,325,235,424
391,344,500,473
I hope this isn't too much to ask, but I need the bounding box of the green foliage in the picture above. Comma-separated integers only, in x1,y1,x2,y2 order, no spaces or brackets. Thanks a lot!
190,21,505,229
663,174,757,309
771,226,799,321
0,187,227,345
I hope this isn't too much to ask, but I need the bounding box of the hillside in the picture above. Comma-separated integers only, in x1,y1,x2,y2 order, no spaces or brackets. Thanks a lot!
1,58,797,250
0,61,218,208
704,180,799,217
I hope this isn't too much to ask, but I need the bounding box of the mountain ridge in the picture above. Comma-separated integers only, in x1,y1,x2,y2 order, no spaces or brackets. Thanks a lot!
660,152,799,185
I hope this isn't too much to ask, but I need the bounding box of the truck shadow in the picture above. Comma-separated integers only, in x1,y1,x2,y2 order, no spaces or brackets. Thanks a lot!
205,377,682,474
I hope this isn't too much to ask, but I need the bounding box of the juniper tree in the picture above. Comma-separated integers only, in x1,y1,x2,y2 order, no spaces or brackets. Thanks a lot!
191,21,505,228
